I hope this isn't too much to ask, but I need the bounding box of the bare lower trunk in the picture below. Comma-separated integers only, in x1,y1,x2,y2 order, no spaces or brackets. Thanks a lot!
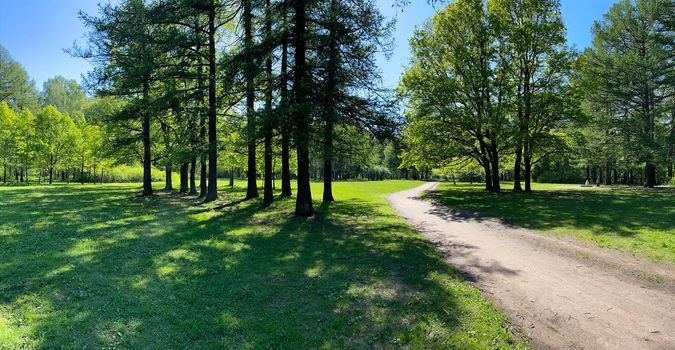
524,155,532,192
644,162,656,188
165,163,173,190
205,6,218,202
293,0,314,216
490,142,501,192
281,132,292,197
513,146,523,192
482,158,493,192
323,159,333,202
199,156,207,197
180,163,189,193
244,0,258,200
279,6,292,198
263,0,273,206
189,157,198,195
264,133,273,205
142,81,153,196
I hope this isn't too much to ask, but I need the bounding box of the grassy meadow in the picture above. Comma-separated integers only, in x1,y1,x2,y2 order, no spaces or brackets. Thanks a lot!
432,182,675,263
0,180,525,349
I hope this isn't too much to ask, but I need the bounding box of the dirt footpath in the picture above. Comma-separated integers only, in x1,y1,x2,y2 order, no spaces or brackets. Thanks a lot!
388,182,675,349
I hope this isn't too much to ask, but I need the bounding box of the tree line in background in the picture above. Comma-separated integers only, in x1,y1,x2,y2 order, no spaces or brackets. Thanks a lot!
0,0,409,216
1,0,673,215
400,0,674,192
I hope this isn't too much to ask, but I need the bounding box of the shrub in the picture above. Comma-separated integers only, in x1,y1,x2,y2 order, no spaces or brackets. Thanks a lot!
103,165,167,183
365,165,391,181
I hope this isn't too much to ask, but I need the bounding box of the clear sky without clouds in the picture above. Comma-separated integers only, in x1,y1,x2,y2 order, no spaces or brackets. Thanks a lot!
0,0,617,90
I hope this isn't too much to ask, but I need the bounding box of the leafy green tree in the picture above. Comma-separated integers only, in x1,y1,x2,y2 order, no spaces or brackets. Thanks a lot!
75,0,161,195
41,76,88,117
583,0,674,187
400,0,510,192
383,142,402,179
34,106,78,184
291,0,314,216
314,0,395,202
0,102,17,182
75,122,104,184
491,0,573,192
14,109,37,183
0,45,39,111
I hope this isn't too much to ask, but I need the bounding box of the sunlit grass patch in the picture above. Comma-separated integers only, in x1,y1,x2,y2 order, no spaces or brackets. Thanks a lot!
432,182,675,262
0,180,526,349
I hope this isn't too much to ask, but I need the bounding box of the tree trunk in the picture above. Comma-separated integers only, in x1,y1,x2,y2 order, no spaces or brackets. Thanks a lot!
293,0,314,216
196,38,207,198
230,169,235,188
644,162,656,188
264,133,273,204
524,155,532,192
142,80,153,196
490,141,501,192
263,0,274,206
279,4,292,198
49,166,53,185
513,146,523,191
482,157,493,192
162,121,173,191
180,162,189,194
281,131,292,197
189,156,198,195
205,4,218,202
244,0,259,200
200,155,207,196
322,0,337,203
165,163,173,191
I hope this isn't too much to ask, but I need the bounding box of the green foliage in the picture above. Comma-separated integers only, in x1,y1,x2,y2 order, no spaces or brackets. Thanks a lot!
399,0,513,191
0,45,39,111
40,76,88,117
104,164,168,183
364,165,392,180
576,0,674,184
34,106,79,173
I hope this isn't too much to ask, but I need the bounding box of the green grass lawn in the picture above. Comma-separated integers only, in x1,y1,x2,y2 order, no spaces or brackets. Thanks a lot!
0,180,525,349
431,182,675,263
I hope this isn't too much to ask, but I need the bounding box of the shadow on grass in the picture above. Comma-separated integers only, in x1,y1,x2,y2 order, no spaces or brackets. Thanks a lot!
431,185,675,237
0,184,517,348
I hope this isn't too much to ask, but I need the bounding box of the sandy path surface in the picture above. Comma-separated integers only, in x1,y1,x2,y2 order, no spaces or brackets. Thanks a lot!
388,182,675,349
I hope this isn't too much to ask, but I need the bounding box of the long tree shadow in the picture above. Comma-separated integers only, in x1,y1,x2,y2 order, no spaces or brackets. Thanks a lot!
0,184,519,349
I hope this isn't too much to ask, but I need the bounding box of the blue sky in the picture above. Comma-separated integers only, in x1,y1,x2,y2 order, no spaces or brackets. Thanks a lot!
0,0,617,90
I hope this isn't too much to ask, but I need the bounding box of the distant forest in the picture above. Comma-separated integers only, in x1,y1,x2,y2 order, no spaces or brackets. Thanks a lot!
1,0,673,216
